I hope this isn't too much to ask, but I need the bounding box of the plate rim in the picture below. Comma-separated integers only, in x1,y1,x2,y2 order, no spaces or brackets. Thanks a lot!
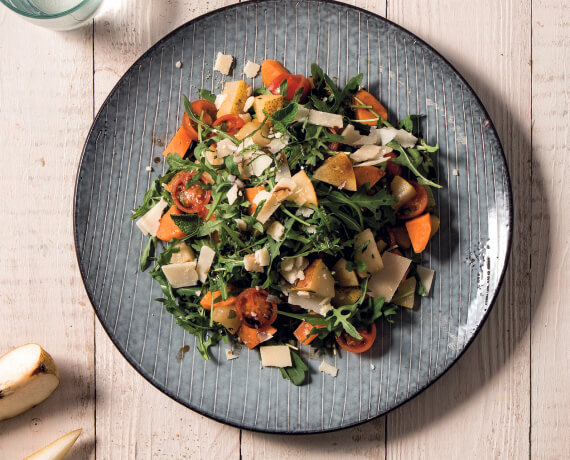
73,0,513,434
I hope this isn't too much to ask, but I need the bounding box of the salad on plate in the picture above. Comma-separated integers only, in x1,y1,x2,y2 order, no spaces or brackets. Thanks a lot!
133,57,441,385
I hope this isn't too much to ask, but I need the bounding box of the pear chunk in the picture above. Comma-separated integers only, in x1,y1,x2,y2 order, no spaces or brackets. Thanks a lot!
332,258,359,287
293,259,335,298
313,153,357,191
217,80,252,117
354,229,384,277
287,170,318,207
253,94,283,125
0,343,60,421
24,428,82,460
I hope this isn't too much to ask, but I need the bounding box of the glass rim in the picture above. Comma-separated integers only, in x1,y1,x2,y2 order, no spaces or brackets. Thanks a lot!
0,0,95,19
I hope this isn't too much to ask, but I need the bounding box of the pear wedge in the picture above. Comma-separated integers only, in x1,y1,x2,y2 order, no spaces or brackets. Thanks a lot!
0,343,60,421
24,429,82,460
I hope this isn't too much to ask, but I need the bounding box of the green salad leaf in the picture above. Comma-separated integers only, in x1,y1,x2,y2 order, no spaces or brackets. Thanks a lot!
132,61,442,383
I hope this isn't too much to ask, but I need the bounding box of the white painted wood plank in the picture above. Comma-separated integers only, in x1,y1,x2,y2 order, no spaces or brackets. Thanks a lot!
93,1,240,458
0,9,95,460
385,0,532,458
531,1,570,458
242,417,386,460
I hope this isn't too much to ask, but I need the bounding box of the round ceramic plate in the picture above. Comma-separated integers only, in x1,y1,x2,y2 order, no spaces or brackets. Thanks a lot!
74,0,512,433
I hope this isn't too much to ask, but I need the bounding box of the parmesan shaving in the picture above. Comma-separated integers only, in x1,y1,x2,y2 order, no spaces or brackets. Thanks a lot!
214,52,233,75
226,349,239,360
318,361,338,377
416,265,435,295
196,246,216,283
214,93,227,109
243,60,261,78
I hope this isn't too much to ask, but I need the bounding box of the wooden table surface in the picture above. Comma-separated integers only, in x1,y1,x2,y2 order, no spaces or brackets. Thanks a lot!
0,0,568,458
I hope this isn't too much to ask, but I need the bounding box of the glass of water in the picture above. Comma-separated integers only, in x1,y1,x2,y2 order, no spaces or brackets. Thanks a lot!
0,0,103,31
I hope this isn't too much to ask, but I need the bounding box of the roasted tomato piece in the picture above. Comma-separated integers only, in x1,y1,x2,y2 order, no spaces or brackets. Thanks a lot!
268,74,311,101
383,151,403,177
212,114,245,135
335,323,377,353
234,288,277,329
182,99,217,141
397,181,428,220
170,171,211,214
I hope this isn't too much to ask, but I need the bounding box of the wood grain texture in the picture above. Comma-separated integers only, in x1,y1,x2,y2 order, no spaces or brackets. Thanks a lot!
0,0,568,458
531,1,570,458
93,1,240,458
385,0,532,458
0,8,95,460
242,417,386,460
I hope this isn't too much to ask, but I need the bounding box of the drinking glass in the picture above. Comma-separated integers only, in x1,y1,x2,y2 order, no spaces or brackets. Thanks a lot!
0,0,103,31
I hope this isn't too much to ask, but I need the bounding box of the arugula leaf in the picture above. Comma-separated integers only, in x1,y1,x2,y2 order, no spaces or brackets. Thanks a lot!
381,304,399,323
165,153,199,172
224,155,241,176
345,259,366,273
140,236,157,271
334,72,363,112
183,95,239,145
388,142,442,189
131,179,162,219
198,89,216,103
330,305,362,339
270,102,300,125
417,139,439,153
280,348,309,385
416,279,429,297
349,188,397,213
170,214,203,236
254,87,272,96
356,297,386,325
278,78,289,101
310,63,326,91
399,114,424,134
320,190,364,230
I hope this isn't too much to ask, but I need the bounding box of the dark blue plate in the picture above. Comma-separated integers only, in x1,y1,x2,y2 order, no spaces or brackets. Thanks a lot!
74,0,512,433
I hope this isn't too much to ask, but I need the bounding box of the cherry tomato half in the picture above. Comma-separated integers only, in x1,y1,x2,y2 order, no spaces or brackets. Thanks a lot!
192,99,217,119
335,323,377,353
268,74,311,102
398,181,428,220
383,151,403,177
212,114,245,135
170,171,211,214
182,99,217,141
234,288,277,329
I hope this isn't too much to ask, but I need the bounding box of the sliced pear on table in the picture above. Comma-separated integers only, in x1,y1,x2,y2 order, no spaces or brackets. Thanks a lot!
24,429,82,460
0,343,60,421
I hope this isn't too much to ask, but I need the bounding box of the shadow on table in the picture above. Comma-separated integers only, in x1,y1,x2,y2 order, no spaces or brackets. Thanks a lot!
242,55,547,452
67,436,96,460
375,52,548,443
0,359,96,439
